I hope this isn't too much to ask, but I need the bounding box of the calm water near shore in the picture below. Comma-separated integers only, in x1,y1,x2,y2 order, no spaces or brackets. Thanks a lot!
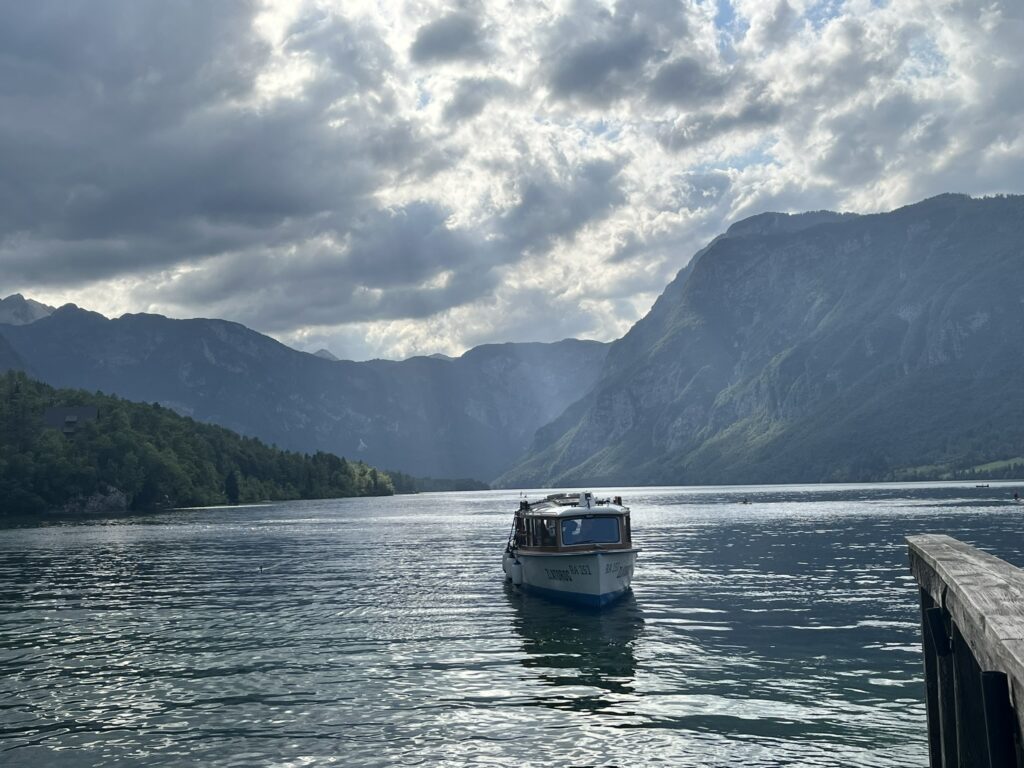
3,482,1023,766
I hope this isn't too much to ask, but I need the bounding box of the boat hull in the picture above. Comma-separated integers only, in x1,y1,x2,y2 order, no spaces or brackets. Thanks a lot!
503,549,638,607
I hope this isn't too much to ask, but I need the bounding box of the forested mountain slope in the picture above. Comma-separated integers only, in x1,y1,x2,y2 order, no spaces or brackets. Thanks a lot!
499,194,1024,486
0,372,392,515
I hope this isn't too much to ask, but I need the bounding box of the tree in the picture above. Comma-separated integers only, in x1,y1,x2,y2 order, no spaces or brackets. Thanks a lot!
225,470,240,505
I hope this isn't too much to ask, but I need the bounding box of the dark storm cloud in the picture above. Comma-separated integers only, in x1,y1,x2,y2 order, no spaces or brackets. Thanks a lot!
548,32,652,104
205,261,499,330
443,77,514,123
147,201,500,329
0,95,381,284
2,0,1018,362
0,0,640,340
173,154,633,330
542,0,697,106
360,119,461,182
343,204,480,288
498,159,627,254
648,57,730,107
657,98,783,151
159,156,632,329
0,1,265,123
812,91,929,186
410,12,488,64
0,1,268,241
0,1,459,304
171,203,479,301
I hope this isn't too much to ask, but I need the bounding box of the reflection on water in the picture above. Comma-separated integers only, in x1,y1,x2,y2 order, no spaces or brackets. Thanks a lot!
507,584,643,708
2,482,1023,766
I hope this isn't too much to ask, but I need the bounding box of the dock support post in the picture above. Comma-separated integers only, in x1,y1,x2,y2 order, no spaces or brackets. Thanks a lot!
921,593,944,767
982,671,1016,768
926,606,958,766
952,622,989,767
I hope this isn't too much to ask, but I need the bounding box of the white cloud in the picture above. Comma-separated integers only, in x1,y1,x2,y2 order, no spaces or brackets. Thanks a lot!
2,0,1022,360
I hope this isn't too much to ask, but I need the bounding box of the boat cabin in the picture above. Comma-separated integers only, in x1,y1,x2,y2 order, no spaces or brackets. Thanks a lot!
511,491,633,552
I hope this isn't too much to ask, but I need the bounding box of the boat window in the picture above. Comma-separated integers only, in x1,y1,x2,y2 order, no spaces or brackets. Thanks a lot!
538,518,557,547
525,517,558,547
561,516,620,546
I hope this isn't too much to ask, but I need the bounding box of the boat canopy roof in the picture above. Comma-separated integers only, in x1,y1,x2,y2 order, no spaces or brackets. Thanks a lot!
517,491,629,518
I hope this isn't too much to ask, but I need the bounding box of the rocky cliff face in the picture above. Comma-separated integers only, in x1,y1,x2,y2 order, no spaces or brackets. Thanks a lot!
0,308,607,481
499,194,1024,486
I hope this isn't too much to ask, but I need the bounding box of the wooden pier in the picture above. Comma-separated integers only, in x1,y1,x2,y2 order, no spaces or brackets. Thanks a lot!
908,534,1024,767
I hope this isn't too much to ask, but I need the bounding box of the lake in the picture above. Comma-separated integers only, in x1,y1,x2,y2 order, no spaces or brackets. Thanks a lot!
2,482,1023,766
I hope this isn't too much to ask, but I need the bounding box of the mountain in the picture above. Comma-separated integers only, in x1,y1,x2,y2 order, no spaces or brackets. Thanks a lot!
0,334,25,373
0,309,608,481
499,194,1024,486
0,294,55,325
313,348,340,361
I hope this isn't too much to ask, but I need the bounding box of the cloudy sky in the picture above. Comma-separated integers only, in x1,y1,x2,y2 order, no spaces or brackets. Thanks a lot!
1,0,1022,360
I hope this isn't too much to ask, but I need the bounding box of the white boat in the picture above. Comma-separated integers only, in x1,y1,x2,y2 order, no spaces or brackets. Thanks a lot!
502,491,639,607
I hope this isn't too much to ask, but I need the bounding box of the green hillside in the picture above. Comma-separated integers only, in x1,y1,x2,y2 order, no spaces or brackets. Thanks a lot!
0,371,393,515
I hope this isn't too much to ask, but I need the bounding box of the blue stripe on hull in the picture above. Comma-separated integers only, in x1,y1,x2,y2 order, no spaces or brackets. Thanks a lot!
520,582,631,608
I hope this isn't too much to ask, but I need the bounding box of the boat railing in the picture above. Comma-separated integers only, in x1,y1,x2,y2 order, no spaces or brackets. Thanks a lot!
540,492,619,507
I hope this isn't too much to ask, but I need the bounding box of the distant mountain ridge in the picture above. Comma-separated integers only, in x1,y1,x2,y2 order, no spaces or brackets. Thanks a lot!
0,294,54,326
499,194,1024,486
0,308,608,480
5,193,1021,487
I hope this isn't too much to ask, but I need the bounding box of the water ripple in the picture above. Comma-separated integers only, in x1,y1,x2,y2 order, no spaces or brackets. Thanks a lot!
2,482,1022,765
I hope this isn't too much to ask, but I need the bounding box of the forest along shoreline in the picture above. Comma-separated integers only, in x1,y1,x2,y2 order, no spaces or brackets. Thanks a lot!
0,371,393,517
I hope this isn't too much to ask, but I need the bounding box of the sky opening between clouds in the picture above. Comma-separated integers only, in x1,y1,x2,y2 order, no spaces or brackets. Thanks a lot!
1,0,1021,360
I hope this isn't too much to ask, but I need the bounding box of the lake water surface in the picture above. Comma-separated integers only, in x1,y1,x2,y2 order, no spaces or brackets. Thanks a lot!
3,482,1023,766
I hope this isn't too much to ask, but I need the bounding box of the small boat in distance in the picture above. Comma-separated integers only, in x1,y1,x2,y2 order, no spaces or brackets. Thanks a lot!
502,491,639,607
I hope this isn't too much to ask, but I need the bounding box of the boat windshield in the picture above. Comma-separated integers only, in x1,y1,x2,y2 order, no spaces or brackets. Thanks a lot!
561,516,620,546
